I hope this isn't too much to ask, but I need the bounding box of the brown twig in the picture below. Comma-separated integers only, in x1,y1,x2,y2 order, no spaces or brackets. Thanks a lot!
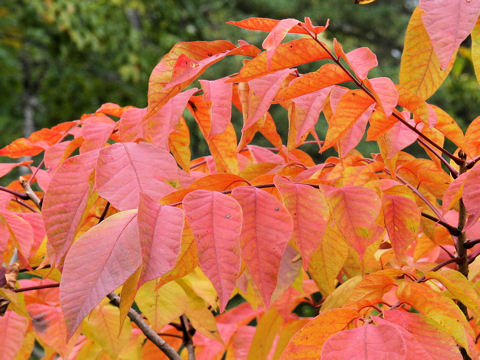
180,314,195,360
14,283,59,293
107,293,182,360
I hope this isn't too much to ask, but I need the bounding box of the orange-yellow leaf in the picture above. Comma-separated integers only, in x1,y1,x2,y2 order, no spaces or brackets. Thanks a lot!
247,308,283,360
230,38,331,83
400,7,455,100
322,90,375,151
227,17,328,35
169,116,191,171
465,116,480,158
431,105,465,151
396,85,430,125
281,308,358,359
277,64,351,101
472,18,480,85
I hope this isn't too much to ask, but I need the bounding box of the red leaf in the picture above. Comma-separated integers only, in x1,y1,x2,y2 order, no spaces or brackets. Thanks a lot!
183,190,242,311
200,78,233,137
274,176,329,269
420,0,480,69
96,142,177,210
118,107,147,142
231,186,293,306
138,193,184,285
43,150,99,266
334,40,378,80
60,210,142,338
321,323,406,360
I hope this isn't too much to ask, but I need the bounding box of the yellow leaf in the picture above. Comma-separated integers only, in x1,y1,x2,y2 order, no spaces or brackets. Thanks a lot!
119,266,142,333
136,280,188,332
308,225,349,296
82,304,132,358
471,18,480,85
400,8,455,100
321,276,362,311
396,281,474,353
247,308,283,360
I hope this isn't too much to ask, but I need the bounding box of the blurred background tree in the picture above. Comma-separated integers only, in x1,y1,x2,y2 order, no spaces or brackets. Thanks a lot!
1,0,479,160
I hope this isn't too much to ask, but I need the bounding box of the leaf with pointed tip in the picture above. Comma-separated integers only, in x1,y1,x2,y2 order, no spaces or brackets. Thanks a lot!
322,90,375,152
95,102,133,117
243,69,292,130
147,41,258,119
247,308,283,360
200,78,233,137
188,95,239,174
321,323,406,360
138,193,184,285
426,269,480,320
146,88,198,149
274,176,329,269
420,0,480,69
278,64,350,101
333,40,378,80
400,8,455,100
308,225,349,296
230,39,330,83
80,115,116,153
1,211,34,259
442,172,467,214
227,17,328,35
232,186,293,306
169,116,191,172
396,85,430,125
431,105,465,151
82,304,132,358
287,87,331,149
368,77,399,117
465,116,480,158
262,18,300,67
43,150,99,266
281,308,358,359
44,139,83,169
60,210,142,338
0,161,31,178
383,193,421,260
338,104,374,157
96,142,177,210
183,190,242,311
327,186,381,258
118,107,147,142
396,281,474,352
0,310,29,360
382,310,463,360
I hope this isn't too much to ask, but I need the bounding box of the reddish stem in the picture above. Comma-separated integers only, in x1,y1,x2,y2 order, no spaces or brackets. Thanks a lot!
14,283,59,293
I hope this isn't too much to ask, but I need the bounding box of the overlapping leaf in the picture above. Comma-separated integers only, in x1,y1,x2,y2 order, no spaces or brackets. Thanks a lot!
183,190,242,311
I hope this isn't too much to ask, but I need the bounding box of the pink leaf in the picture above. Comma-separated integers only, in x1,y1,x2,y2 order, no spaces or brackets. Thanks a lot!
0,161,31,178
138,193,184,285
327,186,382,258
183,190,242,311
369,77,399,117
146,88,198,149
346,47,378,80
291,87,331,145
60,210,142,338
231,186,293,306
274,176,329,269
0,211,34,259
339,104,375,157
262,18,300,68
420,0,480,69
96,142,177,210
321,323,406,360
243,69,292,130
463,163,480,221
118,107,147,142
200,78,233,137
80,115,116,153
0,310,29,360
384,114,420,158
43,150,99,266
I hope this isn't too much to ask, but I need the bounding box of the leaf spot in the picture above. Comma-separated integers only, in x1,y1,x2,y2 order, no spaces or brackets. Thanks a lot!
274,207,280,211
225,214,231,219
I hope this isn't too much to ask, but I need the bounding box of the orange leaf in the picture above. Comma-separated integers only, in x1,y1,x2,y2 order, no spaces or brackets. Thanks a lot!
396,84,430,125
230,38,331,83
227,17,328,35
169,116,191,172
431,105,465,151
465,115,480,158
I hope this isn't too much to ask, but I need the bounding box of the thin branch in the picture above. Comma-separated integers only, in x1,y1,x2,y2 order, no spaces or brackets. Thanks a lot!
0,186,29,200
14,283,59,293
416,257,461,282
107,293,182,360
416,137,458,178
421,211,461,237
465,238,480,249
180,314,195,360
19,176,41,210
12,198,38,213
